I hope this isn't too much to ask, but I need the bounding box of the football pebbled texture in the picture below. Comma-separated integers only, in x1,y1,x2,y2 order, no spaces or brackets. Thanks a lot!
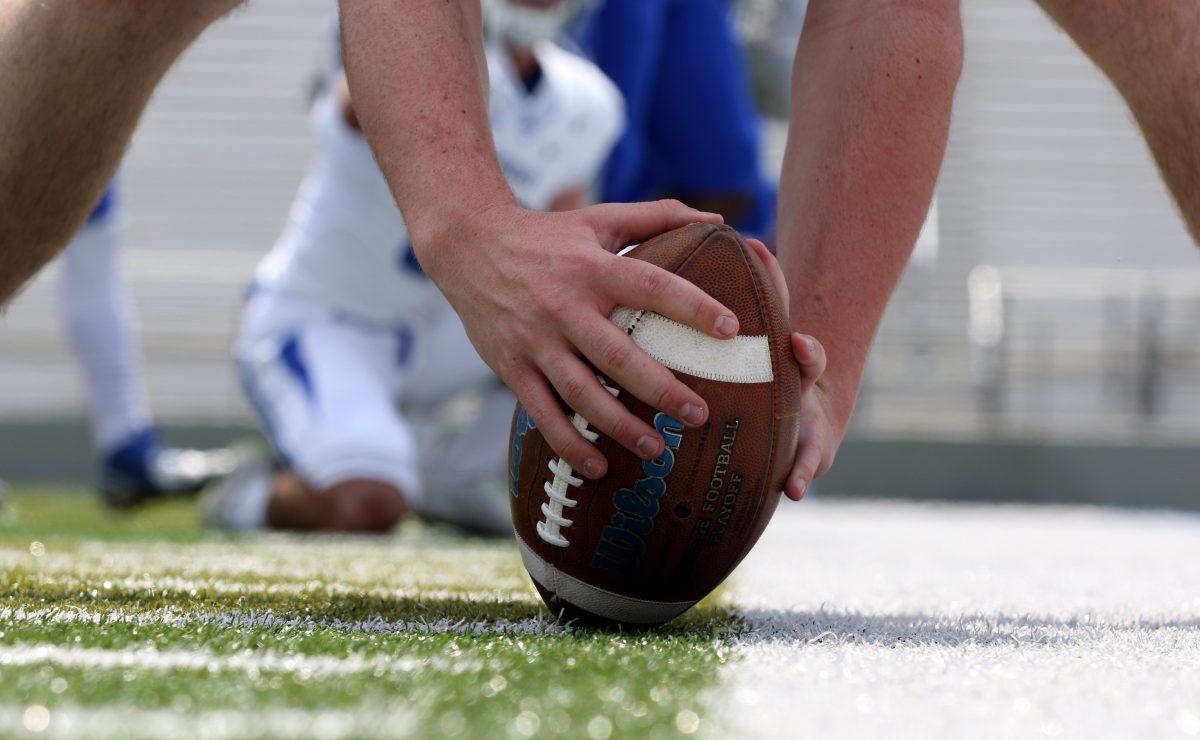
507,223,802,627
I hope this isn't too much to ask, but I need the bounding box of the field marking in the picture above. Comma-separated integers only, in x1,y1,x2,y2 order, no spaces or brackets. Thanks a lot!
0,643,482,678
0,605,568,637
0,537,530,596
0,703,416,740
1,571,539,605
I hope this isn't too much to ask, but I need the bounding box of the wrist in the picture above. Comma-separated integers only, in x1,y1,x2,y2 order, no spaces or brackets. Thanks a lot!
814,374,859,432
408,192,521,276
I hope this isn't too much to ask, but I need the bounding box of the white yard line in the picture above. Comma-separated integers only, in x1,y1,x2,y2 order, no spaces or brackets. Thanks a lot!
0,572,538,605
0,703,416,740
0,643,479,678
1,535,534,606
0,605,568,637
710,500,1200,740
2,535,523,589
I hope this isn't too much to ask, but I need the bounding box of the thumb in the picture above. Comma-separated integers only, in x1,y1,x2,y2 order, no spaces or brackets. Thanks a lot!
584,199,723,252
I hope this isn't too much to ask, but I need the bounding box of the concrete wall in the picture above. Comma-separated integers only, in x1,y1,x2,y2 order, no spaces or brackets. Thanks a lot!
3,419,1196,511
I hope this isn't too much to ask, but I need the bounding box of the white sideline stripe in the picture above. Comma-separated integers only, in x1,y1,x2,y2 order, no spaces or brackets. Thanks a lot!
0,704,415,740
516,535,695,625
0,644,477,677
0,606,570,636
610,307,773,384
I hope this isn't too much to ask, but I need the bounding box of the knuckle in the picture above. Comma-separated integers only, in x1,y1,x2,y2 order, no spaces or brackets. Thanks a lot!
492,354,517,378
605,416,633,445
558,374,589,409
577,203,600,223
523,397,559,432
525,403,553,430
654,380,683,414
577,249,607,277
512,325,540,353
560,437,591,466
638,266,669,297
598,337,632,373
535,288,570,317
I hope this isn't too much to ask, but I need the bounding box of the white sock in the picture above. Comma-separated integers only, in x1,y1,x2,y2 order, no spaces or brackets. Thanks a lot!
414,384,516,534
220,463,273,531
58,214,153,453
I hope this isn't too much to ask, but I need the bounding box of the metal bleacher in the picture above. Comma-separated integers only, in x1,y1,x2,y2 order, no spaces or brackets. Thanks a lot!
850,1,1200,444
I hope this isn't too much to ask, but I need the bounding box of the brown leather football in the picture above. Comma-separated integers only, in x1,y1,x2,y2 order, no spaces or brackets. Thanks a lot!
507,222,801,626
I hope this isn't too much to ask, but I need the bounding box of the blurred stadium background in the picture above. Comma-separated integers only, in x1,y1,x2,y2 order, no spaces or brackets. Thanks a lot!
2,0,1198,504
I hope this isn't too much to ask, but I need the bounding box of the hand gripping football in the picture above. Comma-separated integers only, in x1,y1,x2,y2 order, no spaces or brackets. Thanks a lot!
507,223,802,626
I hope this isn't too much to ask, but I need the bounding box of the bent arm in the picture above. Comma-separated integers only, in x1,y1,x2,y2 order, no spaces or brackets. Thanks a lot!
338,0,739,477
0,0,241,302
339,0,513,265
778,0,964,430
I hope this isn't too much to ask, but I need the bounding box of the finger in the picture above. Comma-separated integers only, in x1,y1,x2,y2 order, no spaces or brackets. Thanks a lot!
585,199,723,251
792,332,827,395
565,313,709,428
603,258,739,339
785,435,825,502
747,237,790,310
510,367,608,479
541,351,666,461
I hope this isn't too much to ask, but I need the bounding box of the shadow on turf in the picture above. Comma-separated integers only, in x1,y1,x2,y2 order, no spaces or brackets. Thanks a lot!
733,607,1200,648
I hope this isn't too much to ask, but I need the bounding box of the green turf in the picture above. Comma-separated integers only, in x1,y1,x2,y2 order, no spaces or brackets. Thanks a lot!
0,487,738,738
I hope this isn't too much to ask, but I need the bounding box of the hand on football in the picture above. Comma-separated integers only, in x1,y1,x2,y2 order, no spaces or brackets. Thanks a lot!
746,238,842,501
416,200,736,479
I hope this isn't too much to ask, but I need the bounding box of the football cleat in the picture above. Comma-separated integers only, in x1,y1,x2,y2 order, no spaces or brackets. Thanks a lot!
100,428,237,509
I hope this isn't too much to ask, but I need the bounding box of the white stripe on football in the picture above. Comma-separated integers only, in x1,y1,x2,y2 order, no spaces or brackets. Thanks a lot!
610,306,774,384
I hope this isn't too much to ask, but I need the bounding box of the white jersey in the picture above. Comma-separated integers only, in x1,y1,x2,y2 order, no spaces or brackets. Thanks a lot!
254,41,624,322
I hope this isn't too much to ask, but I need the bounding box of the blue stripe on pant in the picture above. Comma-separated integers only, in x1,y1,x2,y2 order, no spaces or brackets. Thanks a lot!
235,334,316,468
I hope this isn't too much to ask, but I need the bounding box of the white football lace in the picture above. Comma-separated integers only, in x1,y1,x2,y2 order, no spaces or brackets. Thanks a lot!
536,380,620,548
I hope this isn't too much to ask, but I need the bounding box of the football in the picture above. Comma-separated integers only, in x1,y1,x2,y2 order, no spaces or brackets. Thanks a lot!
507,222,802,626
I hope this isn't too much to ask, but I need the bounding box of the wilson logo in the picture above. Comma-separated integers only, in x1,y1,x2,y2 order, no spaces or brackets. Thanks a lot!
509,407,536,498
590,413,684,573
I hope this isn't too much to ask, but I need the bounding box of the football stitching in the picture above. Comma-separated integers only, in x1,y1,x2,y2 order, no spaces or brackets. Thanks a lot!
624,309,645,335
536,378,621,548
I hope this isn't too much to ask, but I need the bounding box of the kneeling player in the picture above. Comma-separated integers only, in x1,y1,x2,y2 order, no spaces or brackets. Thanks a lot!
206,0,623,535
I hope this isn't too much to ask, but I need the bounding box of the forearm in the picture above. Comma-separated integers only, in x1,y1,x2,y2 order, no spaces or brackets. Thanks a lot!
0,0,238,302
778,0,963,426
339,0,514,264
1035,0,1200,244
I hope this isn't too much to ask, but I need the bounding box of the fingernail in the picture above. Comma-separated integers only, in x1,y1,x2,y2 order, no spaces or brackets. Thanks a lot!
714,315,737,337
804,336,817,355
582,459,602,478
795,478,809,499
636,435,660,459
679,403,706,426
